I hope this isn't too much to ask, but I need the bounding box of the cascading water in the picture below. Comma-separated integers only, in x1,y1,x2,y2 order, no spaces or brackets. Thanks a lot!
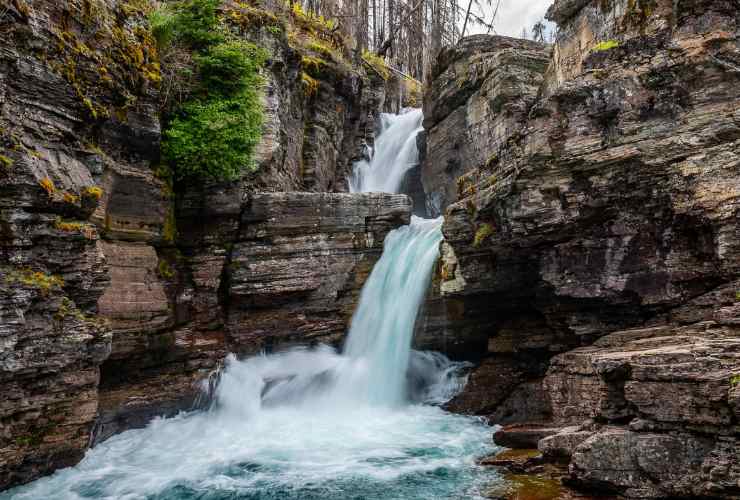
4,110,499,500
349,108,424,194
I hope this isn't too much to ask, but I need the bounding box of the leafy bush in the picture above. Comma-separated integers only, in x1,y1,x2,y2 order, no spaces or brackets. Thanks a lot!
150,0,268,181
148,6,176,51
170,0,224,49
196,41,267,96
164,92,264,180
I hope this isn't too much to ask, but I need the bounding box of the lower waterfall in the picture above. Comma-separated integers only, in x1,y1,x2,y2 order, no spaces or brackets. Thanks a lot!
4,113,499,500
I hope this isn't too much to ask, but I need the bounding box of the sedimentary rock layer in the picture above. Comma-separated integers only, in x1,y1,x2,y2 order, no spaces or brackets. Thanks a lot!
421,0,740,497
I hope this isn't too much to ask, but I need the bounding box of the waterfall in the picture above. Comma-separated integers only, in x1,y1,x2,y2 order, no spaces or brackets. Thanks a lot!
218,216,450,412
340,217,444,406
3,110,498,500
349,108,424,194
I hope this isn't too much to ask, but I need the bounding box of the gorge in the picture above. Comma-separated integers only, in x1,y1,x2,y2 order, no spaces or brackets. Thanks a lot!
1,0,739,499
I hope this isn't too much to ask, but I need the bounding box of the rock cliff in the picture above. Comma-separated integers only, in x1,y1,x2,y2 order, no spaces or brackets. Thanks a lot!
420,0,740,497
0,0,409,489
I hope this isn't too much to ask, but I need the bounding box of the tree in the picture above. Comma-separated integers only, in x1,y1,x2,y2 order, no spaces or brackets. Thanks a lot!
532,20,545,42
289,0,499,82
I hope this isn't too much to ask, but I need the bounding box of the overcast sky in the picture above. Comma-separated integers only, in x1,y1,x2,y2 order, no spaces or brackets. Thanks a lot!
467,0,554,39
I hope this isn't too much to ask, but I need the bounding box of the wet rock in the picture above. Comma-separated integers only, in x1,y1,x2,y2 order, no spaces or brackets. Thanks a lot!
493,424,563,450
226,192,412,353
480,448,544,473
0,0,157,488
538,426,596,462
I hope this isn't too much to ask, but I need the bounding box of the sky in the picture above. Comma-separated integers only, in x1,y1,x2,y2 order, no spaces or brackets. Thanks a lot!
467,0,555,39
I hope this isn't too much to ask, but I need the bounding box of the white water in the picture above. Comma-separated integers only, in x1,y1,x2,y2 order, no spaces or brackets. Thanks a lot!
4,111,499,500
349,108,424,194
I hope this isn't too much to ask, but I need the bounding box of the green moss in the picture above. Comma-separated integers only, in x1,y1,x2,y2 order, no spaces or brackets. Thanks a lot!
290,3,336,33
301,72,319,97
54,297,91,322
301,55,327,78
0,154,13,170
362,50,390,80
54,218,96,239
307,39,334,59
592,40,620,52
83,186,103,200
731,374,740,388
63,192,79,204
121,0,154,17
224,2,281,31
473,223,495,248
158,259,175,279
39,177,55,195
6,269,64,296
162,207,178,243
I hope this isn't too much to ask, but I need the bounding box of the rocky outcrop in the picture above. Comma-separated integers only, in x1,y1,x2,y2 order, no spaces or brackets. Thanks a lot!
541,324,740,498
95,190,411,441
421,0,740,497
421,35,551,216
0,0,161,488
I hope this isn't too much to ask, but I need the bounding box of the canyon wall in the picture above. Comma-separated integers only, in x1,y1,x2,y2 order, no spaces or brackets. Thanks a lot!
0,0,409,489
421,0,740,497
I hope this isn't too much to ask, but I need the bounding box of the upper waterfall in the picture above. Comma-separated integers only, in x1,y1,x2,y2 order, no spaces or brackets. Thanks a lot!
349,108,424,194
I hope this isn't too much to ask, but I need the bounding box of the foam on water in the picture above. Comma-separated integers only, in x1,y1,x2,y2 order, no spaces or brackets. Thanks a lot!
4,110,500,500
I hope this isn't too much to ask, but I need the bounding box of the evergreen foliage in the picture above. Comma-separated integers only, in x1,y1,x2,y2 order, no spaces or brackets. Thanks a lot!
152,0,268,181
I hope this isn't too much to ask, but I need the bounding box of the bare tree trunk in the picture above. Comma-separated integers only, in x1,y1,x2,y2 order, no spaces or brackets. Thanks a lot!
372,0,377,50
459,0,473,41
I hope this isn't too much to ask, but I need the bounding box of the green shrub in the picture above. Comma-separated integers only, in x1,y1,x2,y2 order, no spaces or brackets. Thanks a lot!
150,0,223,51
148,6,176,51
164,94,264,180
153,1,268,181
171,0,224,48
196,41,267,96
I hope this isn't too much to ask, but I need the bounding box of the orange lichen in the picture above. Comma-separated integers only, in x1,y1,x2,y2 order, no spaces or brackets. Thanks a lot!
39,177,55,195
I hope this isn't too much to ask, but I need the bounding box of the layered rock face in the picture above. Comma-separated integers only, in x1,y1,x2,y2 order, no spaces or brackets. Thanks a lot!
0,0,161,488
421,0,740,497
421,36,551,216
96,189,411,442
0,0,409,489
